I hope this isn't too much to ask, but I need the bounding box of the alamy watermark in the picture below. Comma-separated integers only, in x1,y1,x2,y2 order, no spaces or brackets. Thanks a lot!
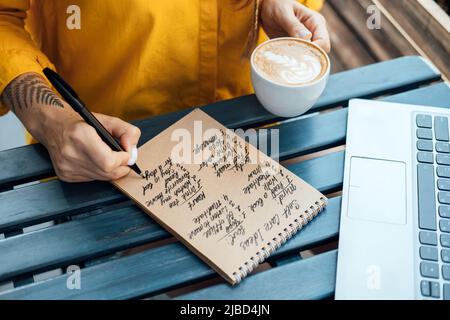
170,121,280,172
66,5,81,30
367,5,382,30
66,265,81,290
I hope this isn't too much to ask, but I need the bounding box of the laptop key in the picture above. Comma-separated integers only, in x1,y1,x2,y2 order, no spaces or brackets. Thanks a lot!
444,284,450,300
443,265,450,281
418,152,434,164
438,180,450,192
418,164,437,230
417,140,433,152
420,262,439,278
438,192,450,205
435,116,449,141
441,234,450,247
440,205,450,218
421,280,431,296
418,140,434,152
420,231,438,246
431,282,440,298
442,249,450,263
420,246,438,261
417,128,433,140
417,115,432,128
437,166,450,178
440,219,450,233
436,142,450,153
437,154,450,166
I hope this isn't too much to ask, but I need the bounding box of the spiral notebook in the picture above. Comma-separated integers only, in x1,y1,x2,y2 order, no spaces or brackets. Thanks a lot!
113,109,327,284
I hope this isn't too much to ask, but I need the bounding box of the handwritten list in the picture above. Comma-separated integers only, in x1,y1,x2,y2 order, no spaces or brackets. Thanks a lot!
113,109,326,284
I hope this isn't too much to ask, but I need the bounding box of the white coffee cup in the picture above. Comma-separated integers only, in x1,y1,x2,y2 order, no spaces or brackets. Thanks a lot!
250,37,330,118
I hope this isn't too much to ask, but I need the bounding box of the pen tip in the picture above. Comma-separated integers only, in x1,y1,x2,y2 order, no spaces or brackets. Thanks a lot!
140,173,145,179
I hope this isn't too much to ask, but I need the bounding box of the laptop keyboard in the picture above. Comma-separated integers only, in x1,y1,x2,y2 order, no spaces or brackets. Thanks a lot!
416,114,450,299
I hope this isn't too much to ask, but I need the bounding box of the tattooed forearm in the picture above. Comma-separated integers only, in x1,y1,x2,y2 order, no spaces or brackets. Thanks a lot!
1,73,64,112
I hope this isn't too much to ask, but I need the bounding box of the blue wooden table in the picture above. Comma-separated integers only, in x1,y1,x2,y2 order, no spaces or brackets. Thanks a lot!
0,56,448,300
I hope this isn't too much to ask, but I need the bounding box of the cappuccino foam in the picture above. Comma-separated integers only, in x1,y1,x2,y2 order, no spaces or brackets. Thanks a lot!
253,39,327,86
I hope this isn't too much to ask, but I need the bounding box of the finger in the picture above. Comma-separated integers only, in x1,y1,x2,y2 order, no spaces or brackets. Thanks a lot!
278,5,312,40
79,126,131,174
49,152,95,182
58,175,92,183
106,166,132,181
309,15,330,53
95,150,131,175
126,145,138,166
112,119,140,165
301,14,331,52
57,156,111,181
312,27,331,53
55,168,95,183
99,115,141,152
59,144,114,179
70,163,129,182
294,4,331,52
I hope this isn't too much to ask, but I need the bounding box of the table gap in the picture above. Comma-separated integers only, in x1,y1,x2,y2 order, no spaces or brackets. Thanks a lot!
1,198,135,238
159,262,274,300
300,240,339,260
283,145,346,166
83,236,178,269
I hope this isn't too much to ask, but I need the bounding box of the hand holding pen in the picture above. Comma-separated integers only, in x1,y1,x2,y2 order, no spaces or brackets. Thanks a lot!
22,68,144,182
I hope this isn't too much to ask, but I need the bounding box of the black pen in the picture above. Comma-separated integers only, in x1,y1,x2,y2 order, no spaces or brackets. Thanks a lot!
43,68,144,178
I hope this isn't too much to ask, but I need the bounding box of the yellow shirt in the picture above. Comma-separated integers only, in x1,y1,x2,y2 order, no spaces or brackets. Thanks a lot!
0,0,323,121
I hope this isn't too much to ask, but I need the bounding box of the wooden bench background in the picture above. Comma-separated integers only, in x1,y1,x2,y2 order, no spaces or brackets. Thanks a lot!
323,0,449,80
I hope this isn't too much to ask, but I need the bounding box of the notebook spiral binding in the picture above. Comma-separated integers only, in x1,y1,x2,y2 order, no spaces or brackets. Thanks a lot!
232,196,328,284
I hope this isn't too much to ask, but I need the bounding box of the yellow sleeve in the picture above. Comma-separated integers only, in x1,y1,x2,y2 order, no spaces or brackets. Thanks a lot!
300,0,325,11
0,0,54,115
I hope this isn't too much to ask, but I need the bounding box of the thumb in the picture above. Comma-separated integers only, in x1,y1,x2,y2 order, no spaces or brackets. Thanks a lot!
117,124,141,152
118,125,141,166
281,10,312,40
97,114,141,165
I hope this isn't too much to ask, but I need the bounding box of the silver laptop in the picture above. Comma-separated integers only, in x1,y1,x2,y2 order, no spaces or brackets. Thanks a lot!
336,99,450,300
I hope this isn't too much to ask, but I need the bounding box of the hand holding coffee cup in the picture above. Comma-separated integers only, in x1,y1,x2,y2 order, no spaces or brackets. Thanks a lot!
251,38,330,118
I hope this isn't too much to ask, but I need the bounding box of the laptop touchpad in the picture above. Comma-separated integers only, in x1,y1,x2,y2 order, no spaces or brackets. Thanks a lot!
347,157,406,225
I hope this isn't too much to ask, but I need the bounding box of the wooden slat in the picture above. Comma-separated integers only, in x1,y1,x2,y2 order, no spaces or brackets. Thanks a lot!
0,108,347,233
381,82,450,107
275,109,346,159
178,250,337,300
0,56,441,190
0,152,344,282
0,180,122,234
0,197,341,299
0,144,53,192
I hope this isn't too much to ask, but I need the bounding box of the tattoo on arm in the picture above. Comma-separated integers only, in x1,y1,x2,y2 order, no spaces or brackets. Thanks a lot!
1,74,64,112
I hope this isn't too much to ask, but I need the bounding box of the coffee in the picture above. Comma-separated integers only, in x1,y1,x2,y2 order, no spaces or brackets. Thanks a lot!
252,38,328,86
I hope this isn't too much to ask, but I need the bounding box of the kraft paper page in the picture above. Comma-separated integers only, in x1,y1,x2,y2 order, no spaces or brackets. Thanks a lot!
113,109,327,284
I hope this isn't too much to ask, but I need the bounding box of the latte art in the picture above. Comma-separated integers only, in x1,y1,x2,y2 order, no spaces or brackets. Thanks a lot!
262,51,322,84
253,39,328,86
